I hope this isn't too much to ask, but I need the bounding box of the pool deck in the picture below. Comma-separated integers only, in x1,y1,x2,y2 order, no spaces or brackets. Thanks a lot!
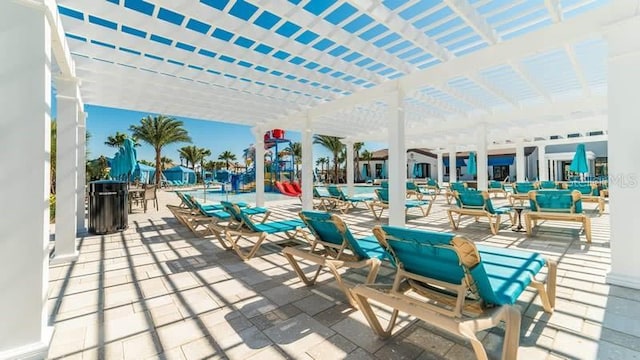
46,188,640,359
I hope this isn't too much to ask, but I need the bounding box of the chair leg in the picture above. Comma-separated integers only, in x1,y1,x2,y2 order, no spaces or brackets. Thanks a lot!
447,210,458,230
350,288,400,338
583,217,592,243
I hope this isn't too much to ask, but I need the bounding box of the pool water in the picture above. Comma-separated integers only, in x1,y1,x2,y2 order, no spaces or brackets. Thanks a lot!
180,190,292,204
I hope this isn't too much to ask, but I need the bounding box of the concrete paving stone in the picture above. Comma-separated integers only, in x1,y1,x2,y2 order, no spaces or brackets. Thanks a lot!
174,287,223,317
304,334,357,360
194,266,232,285
313,303,358,328
263,313,335,357
144,346,186,360
249,304,302,331
293,293,338,316
162,272,200,291
403,325,456,356
330,312,388,354
155,318,208,350
442,343,476,360
375,333,425,360
199,308,254,336
235,296,279,318
209,278,259,304
139,277,170,299
262,283,313,306
122,332,163,360
213,325,273,359
551,330,599,360
149,302,185,327
243,345,290,360
180,336,226,360
596,339,640,360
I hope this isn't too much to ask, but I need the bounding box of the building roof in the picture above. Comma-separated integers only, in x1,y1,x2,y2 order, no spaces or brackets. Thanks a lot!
52,0,621,147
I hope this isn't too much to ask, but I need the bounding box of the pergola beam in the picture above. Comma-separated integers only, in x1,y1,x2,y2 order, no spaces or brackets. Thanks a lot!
444,0,499,45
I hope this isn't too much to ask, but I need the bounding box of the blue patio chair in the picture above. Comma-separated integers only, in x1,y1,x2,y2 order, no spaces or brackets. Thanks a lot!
525,190,592,242
509,182,539,205
487,180,508,198
564,182,604,214
222,202,306,260
370,188,432,220
351,226,556,360
448,190,515,235
539,181,558,190
283,211,387,307
326,185,374,213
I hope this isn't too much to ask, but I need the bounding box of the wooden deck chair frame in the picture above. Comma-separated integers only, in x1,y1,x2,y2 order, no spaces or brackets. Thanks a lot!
562,183,605,215
166,204,221,238
282,212,382,307
223,203,304,260
312,186,338,211
509,182,540,206
369,188,432,220
487,180,508,198
326,185,372,214
351,226,557,360
447,191,515,235
524,190,592,243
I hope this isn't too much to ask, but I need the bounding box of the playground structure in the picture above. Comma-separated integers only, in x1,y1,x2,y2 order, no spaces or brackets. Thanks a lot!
264,129,295,192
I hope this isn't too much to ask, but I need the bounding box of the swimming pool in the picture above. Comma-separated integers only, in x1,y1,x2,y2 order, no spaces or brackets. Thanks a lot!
180,190,293,204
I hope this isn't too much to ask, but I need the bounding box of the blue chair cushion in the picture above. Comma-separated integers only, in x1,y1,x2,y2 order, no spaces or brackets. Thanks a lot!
252,219,305,234
405,200,428,208
473,245,545,305
530,190,583,213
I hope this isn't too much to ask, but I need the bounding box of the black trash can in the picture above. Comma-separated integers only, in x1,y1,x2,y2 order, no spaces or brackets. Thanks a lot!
88,180,128,234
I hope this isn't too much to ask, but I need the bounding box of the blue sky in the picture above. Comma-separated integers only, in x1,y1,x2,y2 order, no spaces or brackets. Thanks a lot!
74,104,385,166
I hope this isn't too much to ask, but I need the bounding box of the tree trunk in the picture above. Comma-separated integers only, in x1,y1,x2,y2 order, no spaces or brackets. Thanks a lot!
334,154,339,184
155,148,162,184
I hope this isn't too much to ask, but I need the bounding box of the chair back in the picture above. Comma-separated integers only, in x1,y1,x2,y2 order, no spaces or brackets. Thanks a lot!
514,182,538,194
380,180,389,189
455,191,498,214
181,193,199,209
529,190,583,213
220,201,246,224
313,186,330,198
426,178,438,187
406,182,418,191
539,181,558,189
449,182,468,193
143,184,157,200
374,188,390,204
327,185,346,200
300,211,382,260
565,182,597,196
488,180,503,189
373,226,506,306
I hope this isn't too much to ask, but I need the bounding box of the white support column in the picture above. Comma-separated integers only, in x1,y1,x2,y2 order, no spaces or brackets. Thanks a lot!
436,152,443,184
52,77,80,264
344,140,355,197
76,111,87,233
0,2,53,358
516,144,526,182
476,124,488,191
387,89,407,226
301,117,314,210
449,148,457,183
606,16,640,289
538,145,548,181
253,128,265,207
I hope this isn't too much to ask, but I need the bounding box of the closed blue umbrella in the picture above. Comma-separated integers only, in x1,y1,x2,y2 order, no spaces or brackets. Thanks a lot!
413,163,422,178
467,152,477,176
569,144,589,174
122,138,138,182
362,163,368,179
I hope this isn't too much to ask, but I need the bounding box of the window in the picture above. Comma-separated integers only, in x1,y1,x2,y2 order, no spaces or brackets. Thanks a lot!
595,157,608,177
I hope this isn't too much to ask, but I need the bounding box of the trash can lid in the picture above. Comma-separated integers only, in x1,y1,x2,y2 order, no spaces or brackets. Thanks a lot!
90,180,127,184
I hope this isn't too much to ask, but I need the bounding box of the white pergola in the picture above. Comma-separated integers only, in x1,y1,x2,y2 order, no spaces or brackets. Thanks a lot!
1,0,639,358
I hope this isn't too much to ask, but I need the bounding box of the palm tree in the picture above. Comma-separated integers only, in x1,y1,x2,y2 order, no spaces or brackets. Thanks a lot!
285,142,302,179
313,135,344,184
129,115,191,184
138,159,154,167
160,156,173,170
105,131,140,148
178,145,201,168
218,150,237,170
353,142,364,182
361,150,373,180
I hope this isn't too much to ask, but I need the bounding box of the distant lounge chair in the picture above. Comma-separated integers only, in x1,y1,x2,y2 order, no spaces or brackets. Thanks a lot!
222,202,306,260
326,185,373,214
525,190,592,243
351,226,556,360
448,190,515,235
370,188,432,220
445,182,472,204
539,181,558,190
312,186,337,210
563,182,605,214
406,181,434,201
283,211,386,307
509,182,539,205
487,180,508,198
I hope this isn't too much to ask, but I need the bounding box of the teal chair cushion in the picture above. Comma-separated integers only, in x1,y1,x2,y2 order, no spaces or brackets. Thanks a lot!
489,181,503,189
379,226,543,306
567,184,595,196
473,245,545,305
300,211,386,260
539,181,557,189
252,219,304,234
514,182,536,193
529,190,583,213
450,182,467,192
405,200,428,208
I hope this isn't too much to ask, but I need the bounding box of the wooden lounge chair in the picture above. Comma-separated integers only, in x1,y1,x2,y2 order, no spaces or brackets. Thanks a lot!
406,181,436,201
313,186,337,210
563,182,605,215
445,182,470,204
223,202,306,260
509,182,539,205
351,226,556,360
369,188,432,220
487,180,507,198
524,190,592,243
447,191,515,235
326,185,373,214
423,178,441,195
282,211,386,307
